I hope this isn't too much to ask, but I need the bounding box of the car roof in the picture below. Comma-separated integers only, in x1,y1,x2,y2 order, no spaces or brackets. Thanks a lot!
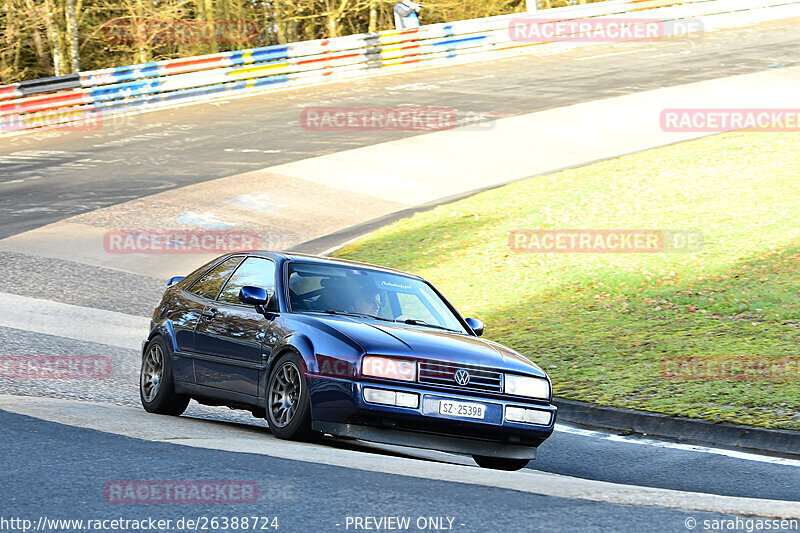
248,251,422,279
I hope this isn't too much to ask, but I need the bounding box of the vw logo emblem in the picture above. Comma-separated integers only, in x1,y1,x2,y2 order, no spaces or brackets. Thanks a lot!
454,369,471,386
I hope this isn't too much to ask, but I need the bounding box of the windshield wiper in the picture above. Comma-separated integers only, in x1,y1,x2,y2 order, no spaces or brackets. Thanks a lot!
401,319,460,333
318,310,397,323
312,310,460,332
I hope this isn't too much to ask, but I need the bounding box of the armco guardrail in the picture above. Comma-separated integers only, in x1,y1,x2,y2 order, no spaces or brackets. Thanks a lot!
1,0,798,134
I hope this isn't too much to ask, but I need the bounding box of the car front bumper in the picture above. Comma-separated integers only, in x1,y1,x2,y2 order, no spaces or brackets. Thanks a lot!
307,376,556,459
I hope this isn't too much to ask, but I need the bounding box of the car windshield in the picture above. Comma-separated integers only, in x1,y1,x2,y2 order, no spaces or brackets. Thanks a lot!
286,262,466,333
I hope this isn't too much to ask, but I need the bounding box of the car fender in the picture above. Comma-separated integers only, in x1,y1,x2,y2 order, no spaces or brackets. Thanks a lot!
268,333,316,374
146,320,179,355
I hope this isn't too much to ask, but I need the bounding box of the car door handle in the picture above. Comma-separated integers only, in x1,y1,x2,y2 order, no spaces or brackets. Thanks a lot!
201,308,218,319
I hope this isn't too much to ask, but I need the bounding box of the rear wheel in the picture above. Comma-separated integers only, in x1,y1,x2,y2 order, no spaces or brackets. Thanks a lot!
140,336,190,416
266,353,317,440
472,455,530,471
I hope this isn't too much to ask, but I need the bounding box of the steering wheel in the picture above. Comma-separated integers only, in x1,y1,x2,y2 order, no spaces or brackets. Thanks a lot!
290,288,325,309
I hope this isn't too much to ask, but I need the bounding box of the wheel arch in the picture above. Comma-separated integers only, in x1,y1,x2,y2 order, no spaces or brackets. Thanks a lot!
260,334,316,411
143,321,180,360
267,333,316,376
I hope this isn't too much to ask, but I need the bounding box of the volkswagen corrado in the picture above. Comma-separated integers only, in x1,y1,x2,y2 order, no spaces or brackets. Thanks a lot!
140,251,556,470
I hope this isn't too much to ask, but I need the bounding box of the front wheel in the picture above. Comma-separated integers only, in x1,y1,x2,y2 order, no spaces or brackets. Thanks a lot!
472,455,530,471
266,353,317,441
140,336,189,416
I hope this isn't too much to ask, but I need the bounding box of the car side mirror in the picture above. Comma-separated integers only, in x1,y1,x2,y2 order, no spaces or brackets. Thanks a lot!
239,285,269,306
167,276,185,286
465,317,484,337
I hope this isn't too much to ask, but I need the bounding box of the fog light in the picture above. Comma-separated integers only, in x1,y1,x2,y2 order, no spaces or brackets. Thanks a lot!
505,406,552,426
364,388,395,406
505,407,526,422
363,388,419,409
395,392,420,408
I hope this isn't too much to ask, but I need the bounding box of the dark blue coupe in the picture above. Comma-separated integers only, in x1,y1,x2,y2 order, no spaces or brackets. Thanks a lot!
140,251,556,470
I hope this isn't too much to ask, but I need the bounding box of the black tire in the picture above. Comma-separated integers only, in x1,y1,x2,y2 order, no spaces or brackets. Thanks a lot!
140,336,190,416
472,455,530,471
265,352,317,440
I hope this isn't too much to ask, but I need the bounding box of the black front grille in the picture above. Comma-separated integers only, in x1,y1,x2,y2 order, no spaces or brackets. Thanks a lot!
418,361,503,393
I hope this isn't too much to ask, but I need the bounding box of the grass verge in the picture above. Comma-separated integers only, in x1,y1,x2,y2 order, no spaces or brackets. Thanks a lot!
334,131,800,430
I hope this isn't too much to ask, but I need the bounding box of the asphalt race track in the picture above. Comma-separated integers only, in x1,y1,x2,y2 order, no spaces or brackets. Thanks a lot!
3,18,800,239
1,17,800,533
0,410,743,533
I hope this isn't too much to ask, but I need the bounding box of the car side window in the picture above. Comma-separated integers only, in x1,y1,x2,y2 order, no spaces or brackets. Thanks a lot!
217,257,277,305
188,256,243,300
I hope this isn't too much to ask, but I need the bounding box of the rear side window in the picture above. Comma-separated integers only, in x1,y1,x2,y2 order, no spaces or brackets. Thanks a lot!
217,257,277,305
188,256,243,300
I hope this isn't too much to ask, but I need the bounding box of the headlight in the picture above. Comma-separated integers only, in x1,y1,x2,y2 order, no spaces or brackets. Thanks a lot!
504,374,550,399
362,356,416,381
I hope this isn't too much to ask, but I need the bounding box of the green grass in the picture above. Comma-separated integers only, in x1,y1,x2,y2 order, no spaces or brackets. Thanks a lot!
334,131,800,430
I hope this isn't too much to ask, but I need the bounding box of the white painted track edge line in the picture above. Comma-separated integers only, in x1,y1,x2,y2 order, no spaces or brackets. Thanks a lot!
1,395,799,519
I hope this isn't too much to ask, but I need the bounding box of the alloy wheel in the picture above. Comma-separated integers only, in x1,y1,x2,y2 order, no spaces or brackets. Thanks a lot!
141,343,164,402
269,361,302,428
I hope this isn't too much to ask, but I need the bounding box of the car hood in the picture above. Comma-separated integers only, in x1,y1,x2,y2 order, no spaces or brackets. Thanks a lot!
306,315,547,378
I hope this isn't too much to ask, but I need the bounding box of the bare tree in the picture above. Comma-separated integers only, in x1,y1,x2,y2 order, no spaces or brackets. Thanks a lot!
66,0,80,72
42,0,65,75
368,0,378,32
0,0,612,83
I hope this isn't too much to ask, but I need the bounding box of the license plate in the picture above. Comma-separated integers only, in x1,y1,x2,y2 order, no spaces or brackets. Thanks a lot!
438,400,485,419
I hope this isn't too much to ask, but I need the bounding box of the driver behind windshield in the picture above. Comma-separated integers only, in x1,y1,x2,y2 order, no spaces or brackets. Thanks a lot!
312,276,382,317
352,286,382,316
